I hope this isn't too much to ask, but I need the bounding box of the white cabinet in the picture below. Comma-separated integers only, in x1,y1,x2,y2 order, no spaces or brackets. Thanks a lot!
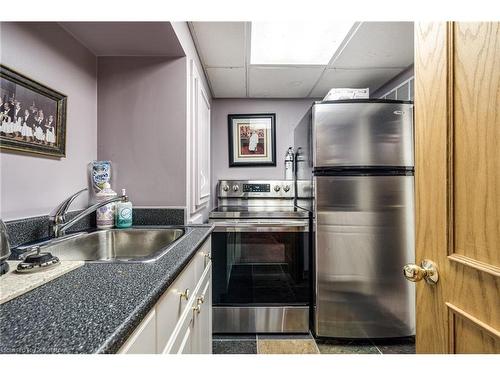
118,309,156,354
119,238,212,354
188,59,211,222
165,306,195,354
163,260,212,354
192,266,212,353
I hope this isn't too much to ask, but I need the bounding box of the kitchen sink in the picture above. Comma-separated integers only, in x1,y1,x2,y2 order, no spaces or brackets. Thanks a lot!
26,228,186,263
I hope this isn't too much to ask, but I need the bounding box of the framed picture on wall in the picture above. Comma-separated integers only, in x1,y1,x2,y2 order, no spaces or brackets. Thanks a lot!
228,113,276,167
0,64,67,158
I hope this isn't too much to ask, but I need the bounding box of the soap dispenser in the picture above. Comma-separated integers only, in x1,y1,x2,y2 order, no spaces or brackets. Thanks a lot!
116,189,133,228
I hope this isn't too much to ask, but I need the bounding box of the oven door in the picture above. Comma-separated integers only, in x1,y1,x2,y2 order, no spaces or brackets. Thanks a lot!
210,219,310,333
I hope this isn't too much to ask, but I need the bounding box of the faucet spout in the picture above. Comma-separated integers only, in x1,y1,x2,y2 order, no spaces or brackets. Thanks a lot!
50,188,126,238
49,188,88,225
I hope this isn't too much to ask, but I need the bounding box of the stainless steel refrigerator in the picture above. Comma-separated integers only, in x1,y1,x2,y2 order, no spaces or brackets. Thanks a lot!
310,100,415,338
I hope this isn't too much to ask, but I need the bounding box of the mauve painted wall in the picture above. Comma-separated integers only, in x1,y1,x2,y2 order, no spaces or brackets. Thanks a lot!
210,98,316,206
0,23,97,220
171,22,212,223
97,56,187,206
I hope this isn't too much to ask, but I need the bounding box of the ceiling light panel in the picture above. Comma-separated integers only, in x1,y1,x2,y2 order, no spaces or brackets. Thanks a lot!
251,21,354,65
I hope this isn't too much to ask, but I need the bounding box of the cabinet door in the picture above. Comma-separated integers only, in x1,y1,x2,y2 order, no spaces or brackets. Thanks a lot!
164,311,195,354
196,82,211,204
156,254,198,352
163,261,212,354
118,310,156,354
193,262,212,354
189,60,211,220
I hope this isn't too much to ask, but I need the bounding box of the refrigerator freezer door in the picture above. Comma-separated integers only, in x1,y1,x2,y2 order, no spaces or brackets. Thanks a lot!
314,175,415,338
313,102,414,168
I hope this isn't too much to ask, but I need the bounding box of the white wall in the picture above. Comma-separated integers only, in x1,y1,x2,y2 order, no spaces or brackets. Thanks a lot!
210,98,315,206
97,56,187,207
0,22,97,220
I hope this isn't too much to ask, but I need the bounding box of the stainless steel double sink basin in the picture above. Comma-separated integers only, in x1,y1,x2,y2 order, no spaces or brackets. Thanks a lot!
20,228,186,263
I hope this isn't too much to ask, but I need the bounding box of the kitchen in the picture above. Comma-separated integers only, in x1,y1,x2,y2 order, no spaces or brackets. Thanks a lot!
0,2,499,372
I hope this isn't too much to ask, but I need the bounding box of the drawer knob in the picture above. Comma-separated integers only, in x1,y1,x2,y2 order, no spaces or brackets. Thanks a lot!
179,288,190,300
197,294,205,304
193,303,201,314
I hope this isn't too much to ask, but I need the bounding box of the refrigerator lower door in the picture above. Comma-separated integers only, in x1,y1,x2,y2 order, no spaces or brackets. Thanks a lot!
314,175,415,338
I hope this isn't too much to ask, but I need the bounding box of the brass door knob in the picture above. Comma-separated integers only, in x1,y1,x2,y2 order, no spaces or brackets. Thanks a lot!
403,259,439,285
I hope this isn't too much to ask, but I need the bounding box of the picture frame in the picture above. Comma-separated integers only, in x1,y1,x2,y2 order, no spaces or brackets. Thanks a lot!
0,64,67,158
228,113,276,167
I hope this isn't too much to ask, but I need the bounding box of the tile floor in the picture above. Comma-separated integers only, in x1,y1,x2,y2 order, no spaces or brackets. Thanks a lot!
212,333,415,354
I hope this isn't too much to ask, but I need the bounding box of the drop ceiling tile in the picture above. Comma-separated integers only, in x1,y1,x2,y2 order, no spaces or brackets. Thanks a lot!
191,22,246,67
310,68,404,98
249,66,324,98
206,68,246,98
332,22,414,68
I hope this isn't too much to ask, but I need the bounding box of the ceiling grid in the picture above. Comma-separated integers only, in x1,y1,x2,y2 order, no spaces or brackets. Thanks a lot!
190,21,414,99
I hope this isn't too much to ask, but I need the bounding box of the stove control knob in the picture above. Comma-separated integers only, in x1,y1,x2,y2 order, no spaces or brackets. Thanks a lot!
222,185,229,192
283,185,291,192
274,185,281,192
232,185,240,192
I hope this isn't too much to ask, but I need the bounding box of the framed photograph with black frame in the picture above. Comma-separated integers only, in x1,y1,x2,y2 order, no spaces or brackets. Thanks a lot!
228,113,276,167
0,64,67,158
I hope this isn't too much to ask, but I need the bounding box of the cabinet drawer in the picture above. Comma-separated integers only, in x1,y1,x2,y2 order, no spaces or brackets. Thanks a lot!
156,239,210,351
162,300,196,354
156,256,197,351
163,261,212,354
118,309,156,354
192,262,212,354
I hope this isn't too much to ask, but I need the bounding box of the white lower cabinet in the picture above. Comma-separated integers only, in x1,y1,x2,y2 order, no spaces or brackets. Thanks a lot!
192,268,212,353
119,239,212,354
163,261,212,354
117,309,156,354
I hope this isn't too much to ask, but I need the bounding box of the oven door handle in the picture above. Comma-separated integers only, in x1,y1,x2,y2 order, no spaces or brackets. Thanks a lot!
211,220,309,232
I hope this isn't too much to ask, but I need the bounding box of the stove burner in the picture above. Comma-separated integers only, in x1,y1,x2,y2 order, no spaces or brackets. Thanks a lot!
16,246,60,273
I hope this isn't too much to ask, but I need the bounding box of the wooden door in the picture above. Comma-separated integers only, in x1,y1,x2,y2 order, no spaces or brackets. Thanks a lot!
414,22,500,353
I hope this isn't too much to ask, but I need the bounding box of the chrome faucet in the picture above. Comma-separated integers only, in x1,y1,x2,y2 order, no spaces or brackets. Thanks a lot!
49,188,126,238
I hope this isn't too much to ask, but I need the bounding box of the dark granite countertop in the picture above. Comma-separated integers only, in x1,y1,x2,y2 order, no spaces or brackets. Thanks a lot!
0,224,213,354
